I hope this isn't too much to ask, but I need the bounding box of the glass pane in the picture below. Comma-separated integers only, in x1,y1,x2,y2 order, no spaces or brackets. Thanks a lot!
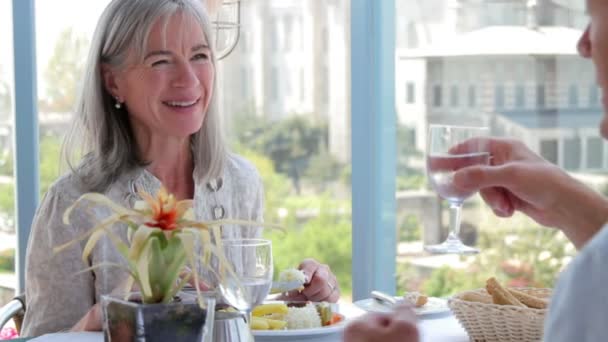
35,0,112,196
220,0,352,300
396,1,586,298
564,137,581,170
0,0,16,316
587,137,603,170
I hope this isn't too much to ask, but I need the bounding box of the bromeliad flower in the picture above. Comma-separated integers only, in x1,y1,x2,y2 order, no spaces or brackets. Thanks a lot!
54,187,282,305
137,187,191,231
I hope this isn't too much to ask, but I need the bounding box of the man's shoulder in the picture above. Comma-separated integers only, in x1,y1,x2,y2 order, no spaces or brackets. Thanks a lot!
578,224,608,264
543,224,608,341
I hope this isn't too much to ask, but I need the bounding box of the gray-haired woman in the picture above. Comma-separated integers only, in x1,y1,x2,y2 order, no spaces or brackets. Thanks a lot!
22,0,339,336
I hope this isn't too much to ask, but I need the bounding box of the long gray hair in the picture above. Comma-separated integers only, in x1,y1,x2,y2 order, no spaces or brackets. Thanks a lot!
62,0,226,192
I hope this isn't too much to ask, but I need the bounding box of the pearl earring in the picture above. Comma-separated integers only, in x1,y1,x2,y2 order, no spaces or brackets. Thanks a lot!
114,98,122,109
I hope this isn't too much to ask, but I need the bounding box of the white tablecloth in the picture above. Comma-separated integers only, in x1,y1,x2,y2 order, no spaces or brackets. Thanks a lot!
418,313,469,342
30,303,469,342
29,315,468,342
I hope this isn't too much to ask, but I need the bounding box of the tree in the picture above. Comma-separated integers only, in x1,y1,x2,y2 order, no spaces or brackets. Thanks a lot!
234,146,292,223
232,111,327,193
265,195,352,296
0,65,11,121
396,124,424,191
39,135,62,195
303,148,345,192
41,28,89,113
417,221,575,298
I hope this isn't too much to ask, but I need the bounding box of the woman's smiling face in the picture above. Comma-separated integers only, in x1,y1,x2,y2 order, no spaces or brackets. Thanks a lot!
104,11,215,140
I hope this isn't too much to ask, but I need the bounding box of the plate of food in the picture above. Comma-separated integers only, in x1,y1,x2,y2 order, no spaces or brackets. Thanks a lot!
251,301,346,342
353,291,449,316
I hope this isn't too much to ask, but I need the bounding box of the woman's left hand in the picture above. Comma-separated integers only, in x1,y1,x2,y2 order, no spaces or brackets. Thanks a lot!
280,258,340,302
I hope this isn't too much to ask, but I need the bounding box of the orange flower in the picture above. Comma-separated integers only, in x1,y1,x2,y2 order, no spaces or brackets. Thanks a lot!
139,187,192,231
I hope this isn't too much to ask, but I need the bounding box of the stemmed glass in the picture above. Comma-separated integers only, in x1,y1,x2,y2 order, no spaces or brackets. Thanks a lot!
425,124,490,254
217,238,273,323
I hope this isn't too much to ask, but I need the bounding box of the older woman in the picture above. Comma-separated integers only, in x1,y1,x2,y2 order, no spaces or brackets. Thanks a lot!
21,0,339,337
344,0,608,340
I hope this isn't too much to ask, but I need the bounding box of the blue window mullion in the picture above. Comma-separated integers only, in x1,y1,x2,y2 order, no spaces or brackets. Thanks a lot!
12,0,40,294
351,0,396,300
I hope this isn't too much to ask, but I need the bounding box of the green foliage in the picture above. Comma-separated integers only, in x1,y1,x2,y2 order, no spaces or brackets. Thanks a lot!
264,195,352,296
419,215,575,297
41,28,89,112
0,135,61,231
235,147,292,223
397,174,425,191
0,81,10,121
39,135,62,195
398,214,421,242
0,150,12,176
0,249,14,272
0,183,14,215
303,149,345,191
396,124,424,191
232,112,327,193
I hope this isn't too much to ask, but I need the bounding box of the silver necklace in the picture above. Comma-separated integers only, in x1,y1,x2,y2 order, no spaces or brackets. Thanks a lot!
206,178,225,220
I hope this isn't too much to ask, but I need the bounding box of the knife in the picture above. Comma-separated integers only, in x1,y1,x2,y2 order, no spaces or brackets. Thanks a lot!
371,290,400,307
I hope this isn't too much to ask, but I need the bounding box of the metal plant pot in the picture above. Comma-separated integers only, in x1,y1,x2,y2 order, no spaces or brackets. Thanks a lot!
101,293,215,342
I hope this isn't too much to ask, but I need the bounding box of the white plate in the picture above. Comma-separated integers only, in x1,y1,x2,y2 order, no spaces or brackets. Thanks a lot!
252,314,346,342
353,297,449,316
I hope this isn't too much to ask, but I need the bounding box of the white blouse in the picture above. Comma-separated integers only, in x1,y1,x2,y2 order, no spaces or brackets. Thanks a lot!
21,154,264,337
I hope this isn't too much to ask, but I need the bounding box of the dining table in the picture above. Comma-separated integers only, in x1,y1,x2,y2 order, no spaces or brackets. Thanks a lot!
14,301,469,342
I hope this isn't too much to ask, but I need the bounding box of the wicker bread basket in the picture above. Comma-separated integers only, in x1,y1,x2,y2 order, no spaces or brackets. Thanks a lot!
448,287,551,342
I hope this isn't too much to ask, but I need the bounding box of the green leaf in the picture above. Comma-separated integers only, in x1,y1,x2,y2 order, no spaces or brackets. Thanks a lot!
136,237,154,301
160,237,187,300
129,225,162,261
148,236,164,302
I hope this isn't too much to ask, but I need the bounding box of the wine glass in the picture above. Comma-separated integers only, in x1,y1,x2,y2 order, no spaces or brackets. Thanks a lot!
217,238,273,323
425,124,490,254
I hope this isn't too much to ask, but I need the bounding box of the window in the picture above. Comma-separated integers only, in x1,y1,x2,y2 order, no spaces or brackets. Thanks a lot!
222,0,352,300
406,82,415,104
270,20,280,50
568,85,579,108
450,85,459,107
395,0,586,302
563,137,581,170
240,67,249,98
322,26,329,52
590,85,600,107
285,70,291,98
495,85,505,109
587,137,603,169
515,84,526,108
0,0,16,309
270,66,279,101
321,65,329,105
468,85,476,107
541,139,559,165
432,85,442,107
300,68,305,103
284,15,292,51
537,84,546,108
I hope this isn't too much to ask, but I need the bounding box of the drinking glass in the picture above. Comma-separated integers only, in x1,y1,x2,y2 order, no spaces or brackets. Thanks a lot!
425,124,490,254
217,238,273,323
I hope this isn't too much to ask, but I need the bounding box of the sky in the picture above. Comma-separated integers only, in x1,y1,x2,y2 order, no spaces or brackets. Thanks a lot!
0,0,111,95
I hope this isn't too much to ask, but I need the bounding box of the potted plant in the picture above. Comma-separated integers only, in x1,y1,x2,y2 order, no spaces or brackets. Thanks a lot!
55,187,272,342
